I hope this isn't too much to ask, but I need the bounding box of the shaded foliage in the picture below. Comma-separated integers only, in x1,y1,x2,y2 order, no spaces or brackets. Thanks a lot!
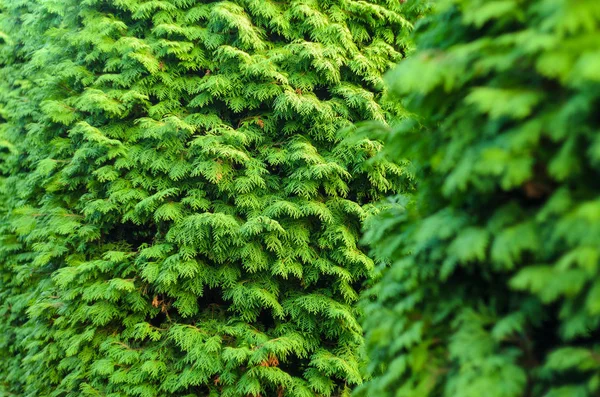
359,1,600,396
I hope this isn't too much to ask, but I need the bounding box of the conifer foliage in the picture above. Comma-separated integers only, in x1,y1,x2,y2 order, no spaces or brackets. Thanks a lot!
359,1,600,396
0,0,416,396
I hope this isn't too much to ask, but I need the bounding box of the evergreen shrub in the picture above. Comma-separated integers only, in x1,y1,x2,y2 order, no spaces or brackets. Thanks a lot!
0,0,419,395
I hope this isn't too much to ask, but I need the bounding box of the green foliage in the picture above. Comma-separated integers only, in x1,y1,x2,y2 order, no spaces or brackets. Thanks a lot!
359,0,600,396
0,0,420,396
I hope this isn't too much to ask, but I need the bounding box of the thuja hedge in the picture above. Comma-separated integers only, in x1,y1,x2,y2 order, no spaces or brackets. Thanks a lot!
359,1,600,397
0,0,426,396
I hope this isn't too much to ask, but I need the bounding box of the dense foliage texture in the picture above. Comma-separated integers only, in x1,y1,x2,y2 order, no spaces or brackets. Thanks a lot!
0,0,420,395
359,1,600,396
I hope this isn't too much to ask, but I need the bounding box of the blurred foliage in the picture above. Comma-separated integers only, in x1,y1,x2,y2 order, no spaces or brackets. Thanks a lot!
358,0,600,396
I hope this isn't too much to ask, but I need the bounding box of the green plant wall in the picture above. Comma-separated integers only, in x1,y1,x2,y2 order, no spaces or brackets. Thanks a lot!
0,0,421,395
